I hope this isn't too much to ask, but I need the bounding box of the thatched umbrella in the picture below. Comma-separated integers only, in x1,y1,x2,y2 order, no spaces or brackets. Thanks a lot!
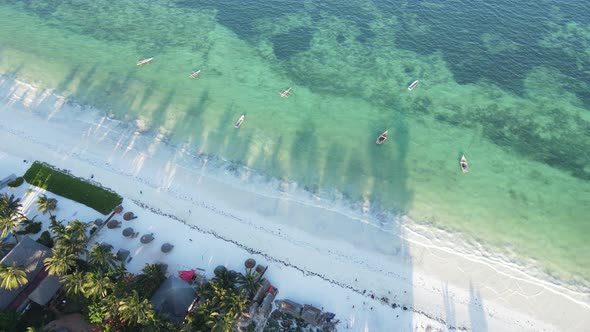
244,258,256,271
161,243,174,253
107,220,120,229
115,205,124,214
140,233,154,244
122,227,134,237
123,212,135,221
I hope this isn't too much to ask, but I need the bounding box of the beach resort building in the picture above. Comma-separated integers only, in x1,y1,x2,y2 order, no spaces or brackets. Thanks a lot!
0,236,62,312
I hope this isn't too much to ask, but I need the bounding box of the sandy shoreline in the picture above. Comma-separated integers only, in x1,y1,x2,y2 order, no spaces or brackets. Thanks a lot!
1,77,588,331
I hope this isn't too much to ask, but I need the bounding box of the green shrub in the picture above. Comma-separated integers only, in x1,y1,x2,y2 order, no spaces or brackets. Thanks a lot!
24,221,42,234
0,310,19,331
7,177,24,188
36,231,54,248
23,162,122,214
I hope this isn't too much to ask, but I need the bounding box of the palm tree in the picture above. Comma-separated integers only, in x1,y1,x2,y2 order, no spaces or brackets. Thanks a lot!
55,233,87,256
61,270,85,296
212,267,238,290
197,282,247,332
0,262,28,290
49,216,66,238
88,243,117,272
35,194,57,216
65,220,89,243
0,193,26,242
117,290,156,326
134,263,167,296
83,271,113,299
237,271,261,299
44,248,77,276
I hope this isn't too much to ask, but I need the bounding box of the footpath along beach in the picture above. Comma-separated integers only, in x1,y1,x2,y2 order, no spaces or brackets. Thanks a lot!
1,77,589,331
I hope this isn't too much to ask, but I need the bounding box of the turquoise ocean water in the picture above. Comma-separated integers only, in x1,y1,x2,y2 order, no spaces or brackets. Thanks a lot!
0,0,588,288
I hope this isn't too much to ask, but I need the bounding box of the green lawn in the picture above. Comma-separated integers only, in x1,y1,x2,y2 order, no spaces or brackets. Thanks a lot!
23,162,122,214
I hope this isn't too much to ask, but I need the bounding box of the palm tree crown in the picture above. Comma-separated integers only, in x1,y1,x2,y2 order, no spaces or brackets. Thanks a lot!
237,271,262,299
88,243,117,272
61,270,86,296
0,193,26,240
83,271,114,299
65,220,89,243
36,194,57,216
117,290,156,326
44,248,77,276
0,262,28,290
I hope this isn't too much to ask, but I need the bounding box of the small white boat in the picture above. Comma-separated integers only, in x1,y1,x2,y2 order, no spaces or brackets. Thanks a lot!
376,130,388,145
279,87,292,98
408,80,419,91
234,115,245,128
189,70,201,79
460,155,469,174
137,57,154,66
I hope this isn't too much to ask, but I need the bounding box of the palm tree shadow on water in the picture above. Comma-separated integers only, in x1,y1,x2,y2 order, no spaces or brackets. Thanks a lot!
261,109,416,329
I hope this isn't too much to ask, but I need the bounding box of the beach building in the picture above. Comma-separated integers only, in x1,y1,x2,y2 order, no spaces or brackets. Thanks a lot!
0,236,62,311
301,304,322,325
276,299,303,318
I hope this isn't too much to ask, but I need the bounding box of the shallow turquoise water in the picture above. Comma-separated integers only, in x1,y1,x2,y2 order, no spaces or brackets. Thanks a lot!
0,0,588,286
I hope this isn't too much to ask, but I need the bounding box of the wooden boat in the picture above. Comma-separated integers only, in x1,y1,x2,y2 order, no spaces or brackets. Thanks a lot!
137,57,154,66
460,155,469,174
189,70,201,79
234,115,245,128
408,80,419,91
279,87,292,98
376,130,388,145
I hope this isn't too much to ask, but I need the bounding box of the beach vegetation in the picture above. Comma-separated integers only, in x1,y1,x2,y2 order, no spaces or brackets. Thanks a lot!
23,162,122,214
19,219,42,235
187,273,248,332
237,270,262,298
36,194,57,216
44,247,78,276
0,193,26,242
61,270,86,297
212,265,239,290
87,243,118,272
0,310,19,331
132,263,167,298
48,216,66,238
0,261,28,290
14,303,55,332
117,290,156,326
83,271,114,300
36,231,54,248
7,177,24,188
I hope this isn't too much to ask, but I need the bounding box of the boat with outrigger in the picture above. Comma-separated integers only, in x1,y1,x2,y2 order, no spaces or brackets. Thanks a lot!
234,115,245,128
460,155,469,174
137,57,154,66
376,130,388,145
279,87,292,98
408,80,419,91
189,70,201,79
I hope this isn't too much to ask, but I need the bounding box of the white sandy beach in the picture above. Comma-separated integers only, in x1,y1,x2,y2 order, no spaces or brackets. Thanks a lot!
1,77,588,331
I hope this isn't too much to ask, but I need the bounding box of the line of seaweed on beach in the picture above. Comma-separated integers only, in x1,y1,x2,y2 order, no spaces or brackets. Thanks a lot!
130,198,468,331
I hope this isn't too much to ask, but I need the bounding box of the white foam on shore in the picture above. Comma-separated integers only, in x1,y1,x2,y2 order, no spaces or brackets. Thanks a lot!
1,76,588,331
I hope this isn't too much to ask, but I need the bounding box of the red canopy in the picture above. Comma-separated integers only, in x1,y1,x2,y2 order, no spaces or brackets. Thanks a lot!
179,270,195,281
